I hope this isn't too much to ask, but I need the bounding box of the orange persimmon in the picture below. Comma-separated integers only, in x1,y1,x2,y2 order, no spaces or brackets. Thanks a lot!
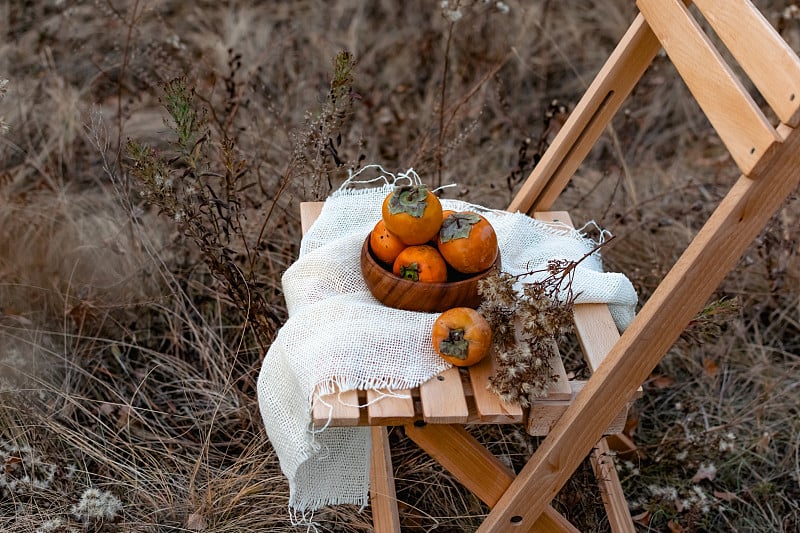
381,185,443,245
392,245,448,283
431,307,492,367
369,219,406,264
437,211,498,274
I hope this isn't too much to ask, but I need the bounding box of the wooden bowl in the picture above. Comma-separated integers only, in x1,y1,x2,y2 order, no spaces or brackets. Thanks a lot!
360,236,500,313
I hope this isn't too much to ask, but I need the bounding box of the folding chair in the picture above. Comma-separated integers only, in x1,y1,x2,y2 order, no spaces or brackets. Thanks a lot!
302,0,800,530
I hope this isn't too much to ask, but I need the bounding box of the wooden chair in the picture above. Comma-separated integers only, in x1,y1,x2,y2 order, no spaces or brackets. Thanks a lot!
302,0,800,530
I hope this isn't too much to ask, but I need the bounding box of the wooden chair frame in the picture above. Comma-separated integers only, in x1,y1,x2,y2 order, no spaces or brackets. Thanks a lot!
483,0,800,530
302,204,632,532
302,0,800,530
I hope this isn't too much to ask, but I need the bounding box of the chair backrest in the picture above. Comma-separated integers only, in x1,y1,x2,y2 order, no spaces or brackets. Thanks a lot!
480,1,800,530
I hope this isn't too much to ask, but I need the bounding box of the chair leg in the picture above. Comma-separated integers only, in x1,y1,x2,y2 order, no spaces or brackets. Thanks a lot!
404,423,580,533
369,426,401,533
590,437,635,533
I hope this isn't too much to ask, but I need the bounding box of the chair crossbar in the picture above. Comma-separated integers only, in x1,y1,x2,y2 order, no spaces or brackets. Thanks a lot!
639,0,780,177
693,0,800,127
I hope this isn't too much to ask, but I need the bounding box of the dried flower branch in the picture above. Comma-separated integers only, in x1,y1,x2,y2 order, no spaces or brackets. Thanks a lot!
478,237,613,406
0,78,10,135
125,77,280,352
123,52,359,354
290,50,361,198
680,297,741,345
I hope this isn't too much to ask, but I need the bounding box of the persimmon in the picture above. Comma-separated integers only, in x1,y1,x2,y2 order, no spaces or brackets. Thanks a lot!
382,185,443,245
431,307,492,367
369,219,406,264
392,245,448,283
437,211,498,274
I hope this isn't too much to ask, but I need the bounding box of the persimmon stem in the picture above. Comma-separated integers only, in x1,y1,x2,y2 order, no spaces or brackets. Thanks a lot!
440,212,480,242
387,185,428,218
399,262,420,281
439,328,469,360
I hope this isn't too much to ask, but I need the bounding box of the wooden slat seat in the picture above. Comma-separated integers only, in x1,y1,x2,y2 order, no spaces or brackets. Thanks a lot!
313,370,636,435
307,207,638,436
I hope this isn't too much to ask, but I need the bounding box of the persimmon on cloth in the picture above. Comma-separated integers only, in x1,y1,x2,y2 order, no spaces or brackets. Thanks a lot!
256,183,638,516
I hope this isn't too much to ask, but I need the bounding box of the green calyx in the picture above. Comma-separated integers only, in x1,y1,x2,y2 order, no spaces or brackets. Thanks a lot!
399,262,420,281
388,185,429,218
440,212,481,243
439,328,469,360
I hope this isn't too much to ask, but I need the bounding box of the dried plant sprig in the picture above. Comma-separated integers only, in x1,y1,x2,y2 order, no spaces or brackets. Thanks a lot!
0,78,10,135
478,268,571,407
680,297,741,345
478,238,613,406
290,50,360,198
125,77,280,351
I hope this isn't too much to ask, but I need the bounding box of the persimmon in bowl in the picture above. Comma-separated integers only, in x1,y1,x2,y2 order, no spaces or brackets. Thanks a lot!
360,236,501,313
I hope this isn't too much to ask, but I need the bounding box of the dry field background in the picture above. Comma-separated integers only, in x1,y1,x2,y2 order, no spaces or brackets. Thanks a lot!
1,1,799,531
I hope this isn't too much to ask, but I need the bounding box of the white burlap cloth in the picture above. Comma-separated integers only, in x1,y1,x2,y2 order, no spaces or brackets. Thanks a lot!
256,180,638,518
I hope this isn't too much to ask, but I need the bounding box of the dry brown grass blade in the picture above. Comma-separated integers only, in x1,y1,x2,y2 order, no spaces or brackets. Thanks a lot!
0,1,798,531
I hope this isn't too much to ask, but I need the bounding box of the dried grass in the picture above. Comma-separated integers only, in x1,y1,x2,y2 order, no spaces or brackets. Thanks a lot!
1,0,799,531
